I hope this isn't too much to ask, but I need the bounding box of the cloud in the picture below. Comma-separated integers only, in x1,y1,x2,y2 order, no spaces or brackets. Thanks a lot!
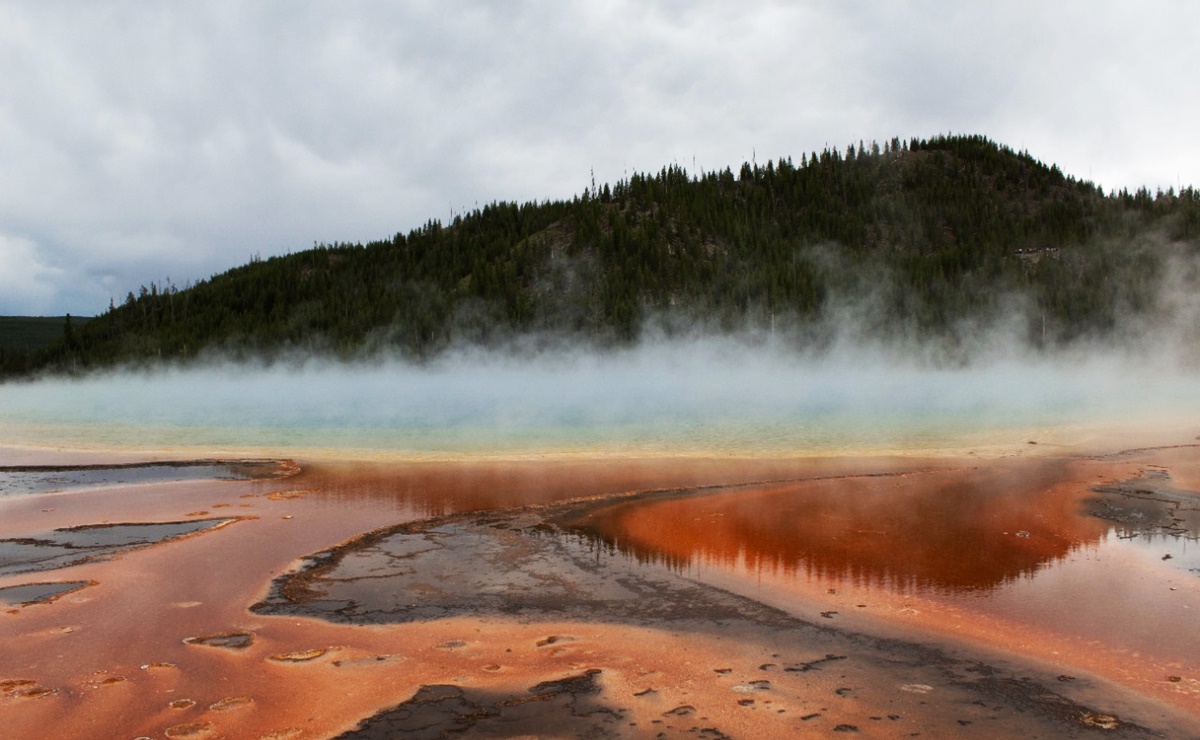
0,233,64,315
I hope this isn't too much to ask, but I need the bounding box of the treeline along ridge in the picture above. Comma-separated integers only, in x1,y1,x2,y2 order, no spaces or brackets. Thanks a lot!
5,134,1199,376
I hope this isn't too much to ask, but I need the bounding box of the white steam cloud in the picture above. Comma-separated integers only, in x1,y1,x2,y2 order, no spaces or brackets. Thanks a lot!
1,336,1196,459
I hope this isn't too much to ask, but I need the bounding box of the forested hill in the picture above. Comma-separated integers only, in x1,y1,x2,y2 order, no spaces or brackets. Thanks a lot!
6,134,1200,377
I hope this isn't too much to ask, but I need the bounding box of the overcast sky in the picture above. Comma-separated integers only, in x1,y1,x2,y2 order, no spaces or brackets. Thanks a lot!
1,1,1197,316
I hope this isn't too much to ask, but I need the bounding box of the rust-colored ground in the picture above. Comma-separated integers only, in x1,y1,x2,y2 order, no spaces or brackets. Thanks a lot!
2,443,1199,738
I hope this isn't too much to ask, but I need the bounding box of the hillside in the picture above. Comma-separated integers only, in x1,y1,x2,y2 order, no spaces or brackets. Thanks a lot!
7,134,1200,377
0,316,92,351
0,316,91,369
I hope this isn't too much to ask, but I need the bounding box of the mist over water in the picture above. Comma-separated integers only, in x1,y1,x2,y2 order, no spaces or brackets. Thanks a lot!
1,336,1197,458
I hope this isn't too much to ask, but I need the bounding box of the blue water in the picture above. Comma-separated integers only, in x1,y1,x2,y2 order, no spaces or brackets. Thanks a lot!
0,343,1195,458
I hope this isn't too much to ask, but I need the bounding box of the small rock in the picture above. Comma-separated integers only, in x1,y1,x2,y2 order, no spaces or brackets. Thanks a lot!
1080,712,1120,730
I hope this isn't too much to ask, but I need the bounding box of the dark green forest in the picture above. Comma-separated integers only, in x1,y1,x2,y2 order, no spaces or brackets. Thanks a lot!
0,315,91,353
5,134,1199,378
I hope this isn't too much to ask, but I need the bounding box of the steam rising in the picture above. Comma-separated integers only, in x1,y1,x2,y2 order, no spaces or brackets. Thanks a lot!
2,335,1196,458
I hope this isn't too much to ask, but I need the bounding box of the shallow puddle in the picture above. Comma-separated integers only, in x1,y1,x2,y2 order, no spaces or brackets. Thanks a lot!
0,580,90,607
569,461,1102,592
0,518,236,576
0,460,292,497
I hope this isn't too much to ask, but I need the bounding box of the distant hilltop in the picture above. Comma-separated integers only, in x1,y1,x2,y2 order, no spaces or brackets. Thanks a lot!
5,134,1199,377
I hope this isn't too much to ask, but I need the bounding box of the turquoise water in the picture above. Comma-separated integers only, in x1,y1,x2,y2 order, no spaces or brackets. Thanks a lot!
1,344,1196,458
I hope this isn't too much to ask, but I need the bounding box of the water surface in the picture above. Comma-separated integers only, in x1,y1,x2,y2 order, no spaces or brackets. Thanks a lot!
2,345,1197,458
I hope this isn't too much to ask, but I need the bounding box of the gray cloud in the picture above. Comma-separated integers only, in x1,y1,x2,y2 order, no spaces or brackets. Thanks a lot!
1,0,1197,315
